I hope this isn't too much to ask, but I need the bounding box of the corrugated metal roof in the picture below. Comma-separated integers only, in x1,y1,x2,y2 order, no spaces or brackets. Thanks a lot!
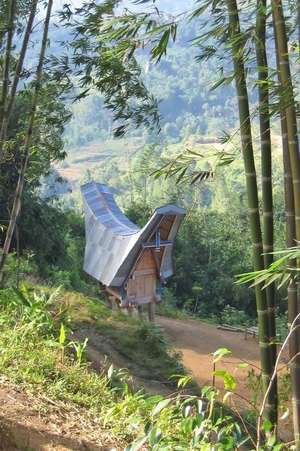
81,181,186,288
81,182,139,236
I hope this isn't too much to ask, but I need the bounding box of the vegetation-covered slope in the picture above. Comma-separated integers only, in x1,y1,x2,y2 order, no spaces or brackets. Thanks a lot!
0,284,251,450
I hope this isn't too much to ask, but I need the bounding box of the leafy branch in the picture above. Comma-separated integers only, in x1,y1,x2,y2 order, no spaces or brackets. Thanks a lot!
236,246,300,289
151,147,235,185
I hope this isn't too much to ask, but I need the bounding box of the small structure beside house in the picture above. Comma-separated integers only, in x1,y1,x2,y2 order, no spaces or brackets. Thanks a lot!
81,181,185,321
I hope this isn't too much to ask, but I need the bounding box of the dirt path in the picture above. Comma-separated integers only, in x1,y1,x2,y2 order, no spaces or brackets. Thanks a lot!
157,316,261,400
157,316,294,442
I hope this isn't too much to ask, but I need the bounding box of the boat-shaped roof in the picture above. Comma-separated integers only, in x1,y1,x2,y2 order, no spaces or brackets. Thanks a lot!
81,182,139,236
81,181,185,288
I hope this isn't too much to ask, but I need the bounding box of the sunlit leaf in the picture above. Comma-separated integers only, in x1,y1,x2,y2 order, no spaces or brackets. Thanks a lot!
212,347,232,363
280,408,289,421
148,426,162,445
59,323,66,345
125,435,147,451
152,398,172,416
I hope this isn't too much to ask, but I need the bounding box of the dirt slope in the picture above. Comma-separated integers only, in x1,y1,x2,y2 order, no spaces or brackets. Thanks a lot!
0,380,115,451
0,313,290,449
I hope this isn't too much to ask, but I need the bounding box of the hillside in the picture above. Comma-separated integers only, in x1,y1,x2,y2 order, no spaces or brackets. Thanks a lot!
62,18,238,160
0,284,258,450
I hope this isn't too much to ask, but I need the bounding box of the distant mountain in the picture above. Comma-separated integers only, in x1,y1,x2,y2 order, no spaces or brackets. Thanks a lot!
63,15,237,153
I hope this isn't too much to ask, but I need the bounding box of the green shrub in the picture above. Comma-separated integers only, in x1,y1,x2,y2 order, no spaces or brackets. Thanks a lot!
276,312,288,342
219,305,252,327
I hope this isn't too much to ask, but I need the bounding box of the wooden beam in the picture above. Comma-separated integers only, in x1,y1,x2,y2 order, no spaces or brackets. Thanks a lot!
105,286,121,300
151,249,162,280
143,240,173,248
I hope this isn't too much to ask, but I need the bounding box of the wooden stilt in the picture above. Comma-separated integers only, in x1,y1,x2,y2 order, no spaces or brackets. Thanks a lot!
148,301,155,322
137,305,143,319
108,295,114,310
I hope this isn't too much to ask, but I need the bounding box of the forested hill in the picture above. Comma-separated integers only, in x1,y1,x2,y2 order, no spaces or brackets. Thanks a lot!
62,19,238,153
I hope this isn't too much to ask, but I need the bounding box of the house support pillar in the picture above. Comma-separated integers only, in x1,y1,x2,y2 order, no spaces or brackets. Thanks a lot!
148,301,155,322
137,305,143,319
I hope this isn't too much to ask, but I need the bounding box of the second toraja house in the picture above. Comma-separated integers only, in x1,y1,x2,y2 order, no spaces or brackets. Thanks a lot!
81,182,185,320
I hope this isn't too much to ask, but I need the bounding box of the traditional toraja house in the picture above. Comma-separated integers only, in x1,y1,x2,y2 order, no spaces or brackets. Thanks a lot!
81,181,185,321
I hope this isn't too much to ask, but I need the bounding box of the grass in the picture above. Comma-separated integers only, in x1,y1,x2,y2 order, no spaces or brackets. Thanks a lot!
0,284,252,449
61,288,185,383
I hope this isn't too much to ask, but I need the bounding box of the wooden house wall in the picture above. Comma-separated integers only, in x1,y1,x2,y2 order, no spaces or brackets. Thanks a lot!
126,249,157,305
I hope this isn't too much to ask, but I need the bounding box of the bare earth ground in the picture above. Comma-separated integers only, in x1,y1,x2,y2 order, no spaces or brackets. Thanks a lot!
157,316,292,442
0,378,116,451
157,316,261,399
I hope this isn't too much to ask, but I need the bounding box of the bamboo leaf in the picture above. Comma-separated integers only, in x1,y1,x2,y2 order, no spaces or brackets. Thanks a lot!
152,398,172,416
277,272,291,289
125,436,147,451
212,347,231,363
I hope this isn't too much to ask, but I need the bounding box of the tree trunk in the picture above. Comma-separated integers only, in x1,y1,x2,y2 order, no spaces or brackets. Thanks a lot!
0,0,38,152
255,0,277,422
225,0,275,426
0,0,53,286
272,0,300,446
0,0,16,128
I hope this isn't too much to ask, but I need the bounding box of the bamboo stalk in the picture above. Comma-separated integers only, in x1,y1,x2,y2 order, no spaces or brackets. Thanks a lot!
0,0,16,128
272,0,300,447
257,313,300,450
0,0,38,154
280,112,300,448
225,0,275,425
255,0,277,423
0,0,53,286
298,0,300,61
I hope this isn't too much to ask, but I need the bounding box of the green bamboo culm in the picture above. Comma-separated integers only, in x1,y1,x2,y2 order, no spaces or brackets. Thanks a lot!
280,111,299,446
0,0,16,128
272,0,300,447
0,0,39,151
225,0,275,427
255,0,277,423
298,0,300,62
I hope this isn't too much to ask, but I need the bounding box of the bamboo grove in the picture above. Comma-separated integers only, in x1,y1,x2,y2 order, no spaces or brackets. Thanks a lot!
199,0,300,445
227,0,300,444
94,0,300,446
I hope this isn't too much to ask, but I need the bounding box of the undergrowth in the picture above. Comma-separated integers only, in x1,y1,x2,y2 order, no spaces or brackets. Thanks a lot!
0,285,283,450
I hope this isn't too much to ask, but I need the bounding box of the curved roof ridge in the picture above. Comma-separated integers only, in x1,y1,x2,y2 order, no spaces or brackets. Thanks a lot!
81,182,139,236
97,184,140,234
